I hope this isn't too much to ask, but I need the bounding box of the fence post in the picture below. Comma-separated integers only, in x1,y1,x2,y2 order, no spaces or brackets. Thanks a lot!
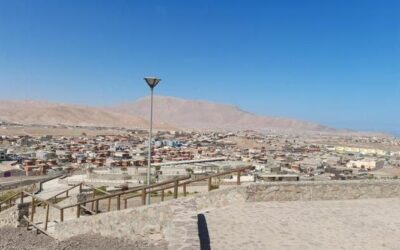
108,198,112,211
208,177,212,191
44,204,50,231
60,208,64,222
117,195,121,210
30,197,35,221
173,180,179,199
161,190,165,202
76,205,80,218
237,171,241,185
20,192,24,204
141,189,146,205
91,190,96,211
95,200,99,214
183,183,187,197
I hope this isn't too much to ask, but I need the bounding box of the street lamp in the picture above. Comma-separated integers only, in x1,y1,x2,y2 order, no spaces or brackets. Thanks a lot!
144,77,161,205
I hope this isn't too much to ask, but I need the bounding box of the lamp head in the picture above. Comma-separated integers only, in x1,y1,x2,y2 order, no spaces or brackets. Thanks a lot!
144,77,161,89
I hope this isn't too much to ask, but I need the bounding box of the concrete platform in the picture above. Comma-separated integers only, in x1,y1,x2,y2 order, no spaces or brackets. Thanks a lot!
204,199,400,250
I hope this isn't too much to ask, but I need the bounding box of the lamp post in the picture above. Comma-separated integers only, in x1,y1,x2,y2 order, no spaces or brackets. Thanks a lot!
144,77,161,205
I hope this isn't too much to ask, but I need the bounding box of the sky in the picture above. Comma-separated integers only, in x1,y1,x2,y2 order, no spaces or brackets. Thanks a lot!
0,0,399,134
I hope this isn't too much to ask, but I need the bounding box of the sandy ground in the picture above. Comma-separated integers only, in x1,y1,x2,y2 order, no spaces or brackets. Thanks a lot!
204,198,400,250
0,226,167,250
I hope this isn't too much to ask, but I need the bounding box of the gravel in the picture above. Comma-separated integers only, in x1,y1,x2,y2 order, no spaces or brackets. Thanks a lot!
0,226,168,250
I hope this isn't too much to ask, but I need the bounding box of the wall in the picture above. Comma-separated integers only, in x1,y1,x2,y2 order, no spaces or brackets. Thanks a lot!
52,198,200,250
245,180,400,202
45,180,400,249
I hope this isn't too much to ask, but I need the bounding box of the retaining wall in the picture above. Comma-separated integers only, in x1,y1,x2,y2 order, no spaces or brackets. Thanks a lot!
47,180,400,249
246,180,400,202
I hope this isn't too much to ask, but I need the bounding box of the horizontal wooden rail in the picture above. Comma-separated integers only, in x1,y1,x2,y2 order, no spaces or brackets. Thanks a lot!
44,183,83,203
28,184,83,210
23,215,53,238
0,192,21,211
80,204,96,215
189,166,253,183
123,166,254,202
122,176,192,202
84,183,111,195
0,191,34,212
139,175,191,191
22,191,62,210
60,176,191,210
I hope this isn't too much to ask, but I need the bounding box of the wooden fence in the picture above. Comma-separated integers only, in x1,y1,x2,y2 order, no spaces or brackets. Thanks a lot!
3,166,254,234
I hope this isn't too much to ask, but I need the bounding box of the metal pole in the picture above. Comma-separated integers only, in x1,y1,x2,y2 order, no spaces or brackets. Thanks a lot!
147,88,154,205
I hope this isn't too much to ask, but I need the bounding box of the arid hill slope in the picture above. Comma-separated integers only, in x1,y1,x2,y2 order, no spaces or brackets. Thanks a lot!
112,96,334,131
0,97,334,131
0,100,151,129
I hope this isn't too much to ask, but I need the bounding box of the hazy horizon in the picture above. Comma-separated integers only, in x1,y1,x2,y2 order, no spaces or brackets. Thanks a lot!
0,95,399,136
0,1,399,133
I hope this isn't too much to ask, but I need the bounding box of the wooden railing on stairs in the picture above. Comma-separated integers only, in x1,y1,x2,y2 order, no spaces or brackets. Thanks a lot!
11,166,254,235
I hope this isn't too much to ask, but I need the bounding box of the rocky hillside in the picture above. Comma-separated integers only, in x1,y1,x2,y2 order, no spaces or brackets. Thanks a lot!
112,96,334,131
0,97,334,132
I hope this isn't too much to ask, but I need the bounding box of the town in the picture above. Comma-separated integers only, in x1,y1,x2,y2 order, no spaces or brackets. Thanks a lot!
1,0,399,249
1,123,399,192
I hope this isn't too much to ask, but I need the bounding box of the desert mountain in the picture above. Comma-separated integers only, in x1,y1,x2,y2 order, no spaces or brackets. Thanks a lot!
112,96,334,132
0,100,152,129
0,97,334,132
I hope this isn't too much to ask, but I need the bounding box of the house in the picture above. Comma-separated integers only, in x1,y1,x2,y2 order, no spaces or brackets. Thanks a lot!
0,161,24,177
36,150,56,161
0,149,6,161
346,159,384,170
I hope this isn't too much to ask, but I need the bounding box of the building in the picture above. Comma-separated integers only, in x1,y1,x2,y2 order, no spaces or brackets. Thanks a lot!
0,149,6,161
36,150,56,161
346,160,384,170
0,161,24,177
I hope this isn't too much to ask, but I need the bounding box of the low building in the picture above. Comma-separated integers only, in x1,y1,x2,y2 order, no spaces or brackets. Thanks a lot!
346,160,384,170
0,149,6,161
0,161,25,177
36,150,56,161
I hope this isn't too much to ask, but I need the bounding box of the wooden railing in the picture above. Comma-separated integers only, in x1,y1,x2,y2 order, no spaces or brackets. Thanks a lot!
21,191,62,231
61,175,191,213
123,166,254,205
122,175,192,208
0,192,23,212
21,183,114,232
18,175,189,233
44,183,83,204
16,166,254,234
42,183,110,205
0,184,38,212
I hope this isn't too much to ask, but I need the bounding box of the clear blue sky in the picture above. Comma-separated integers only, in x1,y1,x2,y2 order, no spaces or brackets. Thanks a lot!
0,0,399,134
